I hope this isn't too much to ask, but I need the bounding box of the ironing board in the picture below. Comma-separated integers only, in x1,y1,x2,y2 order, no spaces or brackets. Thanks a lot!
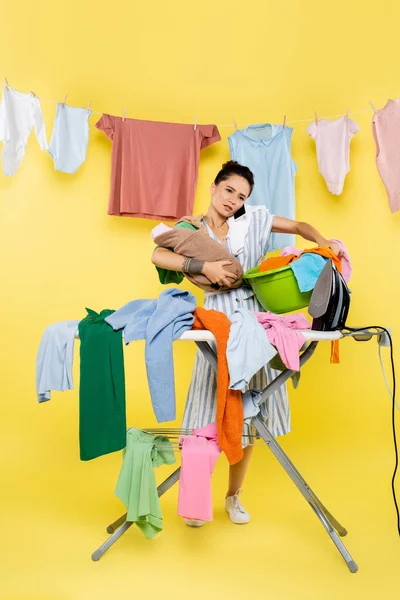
86,327,381,572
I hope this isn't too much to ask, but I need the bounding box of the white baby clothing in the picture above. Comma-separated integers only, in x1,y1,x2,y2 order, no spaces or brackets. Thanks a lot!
307,117,359,195
48,103,91,174
0,85,48,176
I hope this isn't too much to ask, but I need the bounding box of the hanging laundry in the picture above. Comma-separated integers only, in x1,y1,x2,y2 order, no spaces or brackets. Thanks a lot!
95,114,220,220
307,116,359,196
115,428,176,539
48,103,91,174
36,320,80,403
228,124,297,250
372,100,400,213
227,308,277,390
0,85,48,176
105,289,196,423
79,308,126,461
253,312,311,372
178,422,221,522
191,307,244,465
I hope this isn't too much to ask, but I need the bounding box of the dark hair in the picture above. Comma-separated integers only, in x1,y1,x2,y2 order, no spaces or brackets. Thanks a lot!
214,160,254,196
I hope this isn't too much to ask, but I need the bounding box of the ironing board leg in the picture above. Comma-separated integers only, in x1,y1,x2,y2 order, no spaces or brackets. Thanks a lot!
253,416,358,573
91,467,181,561
106,513,127,534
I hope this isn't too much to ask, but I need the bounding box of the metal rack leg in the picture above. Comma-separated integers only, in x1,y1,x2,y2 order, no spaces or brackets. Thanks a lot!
91,467,181,561
253,416,358,573
106,513,127,534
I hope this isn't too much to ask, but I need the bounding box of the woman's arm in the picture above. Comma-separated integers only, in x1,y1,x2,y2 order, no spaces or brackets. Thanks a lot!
271,216,341,255
151,248,238,287
152,247,186,271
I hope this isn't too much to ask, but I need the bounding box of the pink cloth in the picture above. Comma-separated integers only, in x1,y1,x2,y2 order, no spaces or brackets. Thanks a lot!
281,246,301,258
253,312,311,371
151,223,172,239
96,114,220,221
307,117,359,195
280,238,352,285
372,100,400,213
178,422,221,521
329,238,352,283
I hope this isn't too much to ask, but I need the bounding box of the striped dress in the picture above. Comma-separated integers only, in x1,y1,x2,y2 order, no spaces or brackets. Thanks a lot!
182,207,291,445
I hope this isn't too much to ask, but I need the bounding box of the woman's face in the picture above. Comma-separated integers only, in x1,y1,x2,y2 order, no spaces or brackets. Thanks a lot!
210,175,251,219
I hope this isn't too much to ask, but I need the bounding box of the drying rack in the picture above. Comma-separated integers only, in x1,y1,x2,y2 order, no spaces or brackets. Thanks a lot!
82,327,382,572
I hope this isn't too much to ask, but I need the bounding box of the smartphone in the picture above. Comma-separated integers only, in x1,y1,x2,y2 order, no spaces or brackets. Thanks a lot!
234,205,246,219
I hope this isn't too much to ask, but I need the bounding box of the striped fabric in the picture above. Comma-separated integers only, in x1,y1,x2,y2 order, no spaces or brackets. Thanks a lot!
182,207,291,446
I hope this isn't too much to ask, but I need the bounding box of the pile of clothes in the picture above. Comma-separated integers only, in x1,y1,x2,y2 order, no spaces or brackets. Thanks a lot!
35,290,328,538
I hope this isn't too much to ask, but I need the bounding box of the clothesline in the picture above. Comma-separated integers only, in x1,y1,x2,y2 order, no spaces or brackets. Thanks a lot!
38,94,373,124
7,78,373,126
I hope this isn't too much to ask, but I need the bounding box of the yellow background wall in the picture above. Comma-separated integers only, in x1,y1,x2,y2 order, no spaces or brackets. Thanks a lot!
1,1,399,598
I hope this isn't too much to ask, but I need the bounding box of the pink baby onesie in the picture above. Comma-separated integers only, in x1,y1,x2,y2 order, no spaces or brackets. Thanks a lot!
307,117,359,195
178,422,221,522
372,99,400,213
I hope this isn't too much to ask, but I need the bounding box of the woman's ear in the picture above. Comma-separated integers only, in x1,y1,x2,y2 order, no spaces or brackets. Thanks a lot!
210,182,216,195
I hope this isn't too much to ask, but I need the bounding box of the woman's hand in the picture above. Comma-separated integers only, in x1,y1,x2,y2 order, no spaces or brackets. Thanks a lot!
326,241,342,257
202,260,238,288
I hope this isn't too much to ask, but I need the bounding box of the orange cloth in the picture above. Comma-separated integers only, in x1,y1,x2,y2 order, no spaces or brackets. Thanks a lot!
259,246,342,274
258,254,297,272
330,340,340,364
191,307,244,465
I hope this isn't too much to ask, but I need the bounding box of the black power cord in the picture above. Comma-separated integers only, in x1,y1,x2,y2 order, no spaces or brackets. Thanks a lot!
342,326,399,535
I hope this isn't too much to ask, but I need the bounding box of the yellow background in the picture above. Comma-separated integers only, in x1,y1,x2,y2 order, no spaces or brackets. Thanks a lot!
1,1,399,598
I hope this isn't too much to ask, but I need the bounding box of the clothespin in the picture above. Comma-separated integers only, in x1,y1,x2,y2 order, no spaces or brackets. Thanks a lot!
4,77,10,90
31,90,38,98
62,94,67,108
122,108,127,122
232,118,238,131
369,101,377,113
345,107,349,121
315,112,319,125
87,100,91,113
283,115,287,129
194,116,198,131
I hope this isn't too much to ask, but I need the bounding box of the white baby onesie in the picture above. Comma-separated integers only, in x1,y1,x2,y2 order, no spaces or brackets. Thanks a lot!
48,103,91,174
0,85,48,176
307,116,359,195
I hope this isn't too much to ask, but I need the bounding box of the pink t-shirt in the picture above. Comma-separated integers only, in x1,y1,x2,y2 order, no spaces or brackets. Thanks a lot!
96,115,221,221
372,100,400,214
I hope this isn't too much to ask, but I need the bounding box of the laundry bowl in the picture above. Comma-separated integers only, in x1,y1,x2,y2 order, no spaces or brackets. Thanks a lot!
243,264,312,314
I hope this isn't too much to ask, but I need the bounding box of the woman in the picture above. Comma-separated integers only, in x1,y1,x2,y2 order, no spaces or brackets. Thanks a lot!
152,161,341,527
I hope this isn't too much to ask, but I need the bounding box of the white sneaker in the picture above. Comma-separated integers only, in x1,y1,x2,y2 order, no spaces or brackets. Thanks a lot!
184,519,205,527
225,489,250,524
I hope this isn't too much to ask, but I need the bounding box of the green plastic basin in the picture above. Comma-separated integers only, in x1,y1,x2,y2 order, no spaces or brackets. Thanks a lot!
243,264,312,314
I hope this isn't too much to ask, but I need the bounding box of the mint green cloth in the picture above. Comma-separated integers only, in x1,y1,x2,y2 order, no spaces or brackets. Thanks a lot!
115,428,176,539
154,221,197,285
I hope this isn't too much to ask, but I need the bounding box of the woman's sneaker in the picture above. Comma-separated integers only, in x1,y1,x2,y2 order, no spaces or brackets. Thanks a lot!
184,519,205,527
225,489,250,524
